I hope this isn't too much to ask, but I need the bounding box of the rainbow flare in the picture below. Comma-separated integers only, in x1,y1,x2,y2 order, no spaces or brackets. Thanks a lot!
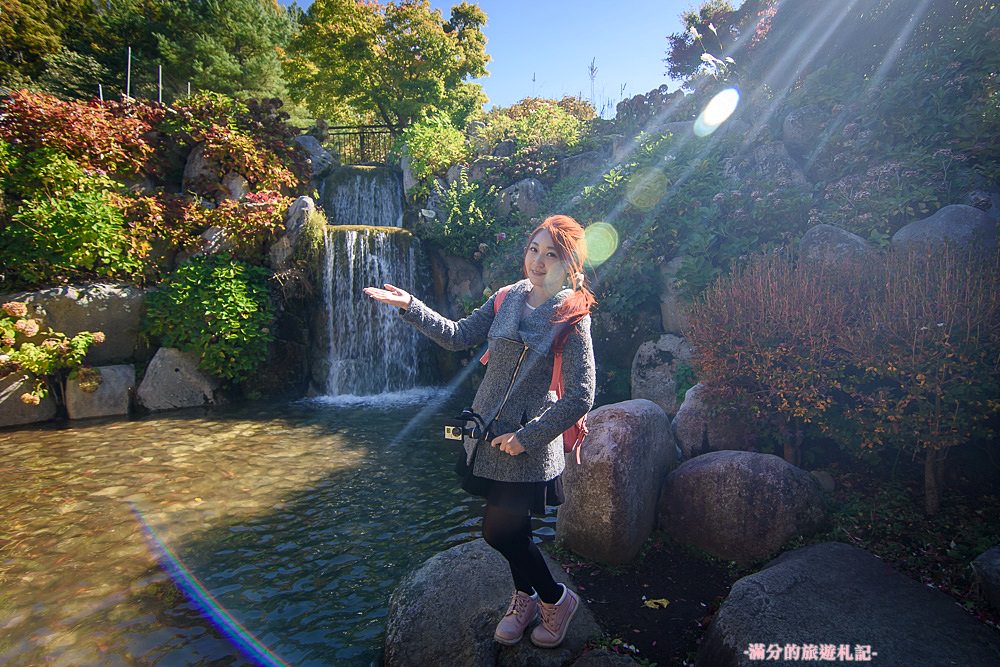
130,502,290,667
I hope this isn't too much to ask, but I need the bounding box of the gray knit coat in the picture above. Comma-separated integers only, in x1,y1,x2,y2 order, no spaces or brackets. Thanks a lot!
400,279,596,483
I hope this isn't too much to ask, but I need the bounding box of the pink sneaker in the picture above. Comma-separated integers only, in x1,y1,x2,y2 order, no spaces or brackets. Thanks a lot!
494,590,539,645
530,584,580,648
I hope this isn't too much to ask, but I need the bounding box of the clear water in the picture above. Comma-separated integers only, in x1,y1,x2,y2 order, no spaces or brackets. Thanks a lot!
0,389,558,666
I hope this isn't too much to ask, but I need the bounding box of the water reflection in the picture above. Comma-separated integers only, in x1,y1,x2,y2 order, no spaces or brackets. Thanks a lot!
0,393,558,665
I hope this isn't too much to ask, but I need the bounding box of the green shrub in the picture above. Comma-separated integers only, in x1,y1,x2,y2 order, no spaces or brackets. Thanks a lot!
143,254,275,382
1,150,141,285
480,98,584,151
394,113,469,195
418,170,503,260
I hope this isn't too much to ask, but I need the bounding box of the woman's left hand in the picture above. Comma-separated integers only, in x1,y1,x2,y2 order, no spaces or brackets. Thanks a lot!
491,432,526,456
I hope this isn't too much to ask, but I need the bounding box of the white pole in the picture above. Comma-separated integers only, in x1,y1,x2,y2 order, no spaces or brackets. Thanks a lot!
187,81,191,97
126,46,132,98
98,83,104,102
158,65,162,103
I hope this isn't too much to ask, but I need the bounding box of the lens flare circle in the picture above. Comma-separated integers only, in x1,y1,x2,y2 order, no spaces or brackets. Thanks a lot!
584,222,619,267
694,88,740,137
625,169,670,211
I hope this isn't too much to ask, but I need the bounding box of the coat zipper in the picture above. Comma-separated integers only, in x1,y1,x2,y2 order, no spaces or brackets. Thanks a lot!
495,342,530,422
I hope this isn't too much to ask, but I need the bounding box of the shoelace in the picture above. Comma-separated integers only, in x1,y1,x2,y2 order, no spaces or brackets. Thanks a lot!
506,593,531,617
539,601,562,630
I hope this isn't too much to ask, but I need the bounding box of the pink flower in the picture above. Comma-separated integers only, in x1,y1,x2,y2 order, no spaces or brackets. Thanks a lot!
1,337,15,347
92,332,106,344
2,302,27,318
14,319,39,337
495,232,507,242
20,393,41,406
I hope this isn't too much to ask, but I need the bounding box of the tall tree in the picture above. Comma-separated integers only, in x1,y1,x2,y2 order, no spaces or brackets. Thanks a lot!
0,0,92,87
73,0,293,102
284,0,489,132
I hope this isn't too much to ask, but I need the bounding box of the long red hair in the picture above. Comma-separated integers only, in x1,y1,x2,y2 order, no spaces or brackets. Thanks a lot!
525,215,596,344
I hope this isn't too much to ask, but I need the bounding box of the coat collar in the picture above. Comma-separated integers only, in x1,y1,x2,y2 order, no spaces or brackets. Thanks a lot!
492,280,573,356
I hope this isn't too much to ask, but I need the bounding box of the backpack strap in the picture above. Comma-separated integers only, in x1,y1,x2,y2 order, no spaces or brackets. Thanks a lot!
478,285,513,365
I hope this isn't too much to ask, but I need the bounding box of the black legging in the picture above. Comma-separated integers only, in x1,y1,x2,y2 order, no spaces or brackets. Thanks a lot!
481,503,563,604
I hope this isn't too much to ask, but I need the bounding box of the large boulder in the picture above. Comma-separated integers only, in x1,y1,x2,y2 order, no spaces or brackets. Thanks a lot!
630,334,694,417
0,374,57,427
782,104,826,159
891,204,998,255
384,539,600,667
9,284,146,365
697,542,1000,666
136,348,222,411
559,151,605,180
444,256,485,319
671,383,757,459
972,545,1000,613
400,144,419,196
497,178,547,218
798,223,876,266
658,451,827,564
181,142,214,194
446,163,466,186
557,400,676,564
269,196,317,271
658,256,689,335
470,156,503,182
65,364,134,420
220,172,249,201
294,135,336,179
725,142,808,188
492,139,517,158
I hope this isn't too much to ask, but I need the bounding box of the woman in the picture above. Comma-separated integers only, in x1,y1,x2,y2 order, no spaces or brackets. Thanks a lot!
364,214,596,648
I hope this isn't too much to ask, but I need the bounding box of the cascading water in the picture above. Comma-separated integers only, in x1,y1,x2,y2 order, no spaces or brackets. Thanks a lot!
316,166,426,396
320,166,404,228
321,227,424,395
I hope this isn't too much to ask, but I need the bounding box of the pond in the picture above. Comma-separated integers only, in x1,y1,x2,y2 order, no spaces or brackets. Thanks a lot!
0,387,558,666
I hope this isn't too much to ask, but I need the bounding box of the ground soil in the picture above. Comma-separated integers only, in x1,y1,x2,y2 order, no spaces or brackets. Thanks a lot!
546,534,740,666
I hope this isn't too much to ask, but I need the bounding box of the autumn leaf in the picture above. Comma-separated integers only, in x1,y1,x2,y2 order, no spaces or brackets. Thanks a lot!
643,598,670,609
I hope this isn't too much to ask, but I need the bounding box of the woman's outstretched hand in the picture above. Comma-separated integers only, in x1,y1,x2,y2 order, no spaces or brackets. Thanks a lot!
363,283,413,310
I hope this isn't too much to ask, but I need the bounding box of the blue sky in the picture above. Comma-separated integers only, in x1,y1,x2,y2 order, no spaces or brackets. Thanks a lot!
282,0,704,114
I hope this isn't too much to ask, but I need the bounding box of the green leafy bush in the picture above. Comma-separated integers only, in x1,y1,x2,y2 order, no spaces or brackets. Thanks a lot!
417,170,502,260
393,113,470,196
2,149,142,285
143,254,275,382
480,98,585,151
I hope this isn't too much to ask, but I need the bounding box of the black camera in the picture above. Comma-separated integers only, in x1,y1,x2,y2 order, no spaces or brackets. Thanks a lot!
444,408,492,442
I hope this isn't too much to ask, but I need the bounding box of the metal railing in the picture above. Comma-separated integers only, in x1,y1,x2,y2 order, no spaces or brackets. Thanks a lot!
326,125,395,165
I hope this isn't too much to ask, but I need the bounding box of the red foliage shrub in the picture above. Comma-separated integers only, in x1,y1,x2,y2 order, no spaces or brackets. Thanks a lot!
0,90,154,177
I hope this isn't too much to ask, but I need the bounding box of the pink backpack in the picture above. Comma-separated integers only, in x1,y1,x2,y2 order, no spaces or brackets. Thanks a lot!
479,285,589,463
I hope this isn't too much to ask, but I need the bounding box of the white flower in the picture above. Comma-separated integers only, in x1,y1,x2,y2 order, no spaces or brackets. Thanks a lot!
419,209,436,219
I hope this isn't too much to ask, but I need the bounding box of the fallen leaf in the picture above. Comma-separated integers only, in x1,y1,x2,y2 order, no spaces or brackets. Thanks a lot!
643,598,670,609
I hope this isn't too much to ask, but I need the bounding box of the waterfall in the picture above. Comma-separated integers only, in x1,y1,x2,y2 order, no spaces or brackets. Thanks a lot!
315,166,425,396
320,166,404,228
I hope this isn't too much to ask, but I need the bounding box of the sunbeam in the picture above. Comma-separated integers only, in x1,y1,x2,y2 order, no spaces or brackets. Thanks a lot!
742,0,861,148
804,0,937,173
